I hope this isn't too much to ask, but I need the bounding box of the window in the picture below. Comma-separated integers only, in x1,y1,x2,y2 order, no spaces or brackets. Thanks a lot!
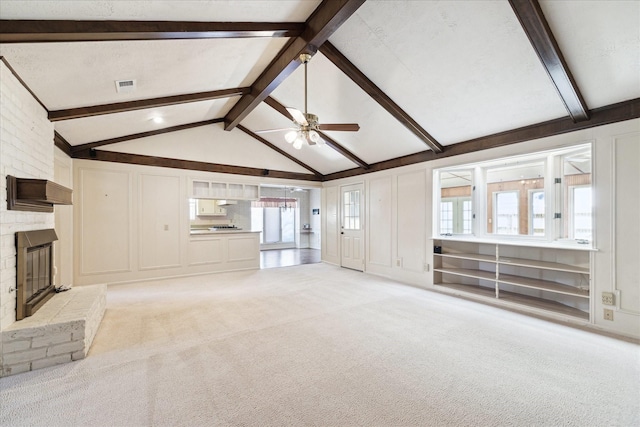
561,147,592,242
494,191,519,235
440,201,453,234
435,143,592,244
343,190,361,230
462,200,473,234
440,197,471,235
438,170,473,235
251,206,295,245
571,186,592,241
530,190,545,236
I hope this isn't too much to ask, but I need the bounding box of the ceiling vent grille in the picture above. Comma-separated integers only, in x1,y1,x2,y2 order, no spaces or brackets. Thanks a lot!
115,79,136,93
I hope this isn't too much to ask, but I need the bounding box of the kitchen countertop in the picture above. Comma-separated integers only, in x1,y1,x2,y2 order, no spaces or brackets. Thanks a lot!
190,229,261,235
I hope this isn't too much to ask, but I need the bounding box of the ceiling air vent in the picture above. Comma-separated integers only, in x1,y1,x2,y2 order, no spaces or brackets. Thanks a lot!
115,79,136,93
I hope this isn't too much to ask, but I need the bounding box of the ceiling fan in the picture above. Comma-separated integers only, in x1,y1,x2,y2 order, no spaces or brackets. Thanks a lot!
257,53,360,149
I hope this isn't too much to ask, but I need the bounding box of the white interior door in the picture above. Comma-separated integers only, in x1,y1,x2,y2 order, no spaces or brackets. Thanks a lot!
341,183,364,271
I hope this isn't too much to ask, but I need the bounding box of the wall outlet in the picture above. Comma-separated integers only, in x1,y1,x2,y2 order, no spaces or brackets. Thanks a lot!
602,292,615,306
604,309,614,321
396,259,402,267
424,263,430,272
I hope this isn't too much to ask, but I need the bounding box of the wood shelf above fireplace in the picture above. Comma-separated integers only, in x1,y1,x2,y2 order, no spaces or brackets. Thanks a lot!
7,175,72,213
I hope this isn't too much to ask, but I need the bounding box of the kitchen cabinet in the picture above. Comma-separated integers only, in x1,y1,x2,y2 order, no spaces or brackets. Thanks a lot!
432,238,592,321
190,178,259,200
196,199,226,216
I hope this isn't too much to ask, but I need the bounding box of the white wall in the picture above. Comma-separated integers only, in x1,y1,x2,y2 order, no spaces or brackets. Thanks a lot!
72,160,320,285
54,148,73,287
0,60,55,332
322,119,640,339
309,188,321,249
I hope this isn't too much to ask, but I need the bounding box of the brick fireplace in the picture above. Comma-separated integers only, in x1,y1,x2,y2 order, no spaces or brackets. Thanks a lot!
1,229,107,377
15,229,58,321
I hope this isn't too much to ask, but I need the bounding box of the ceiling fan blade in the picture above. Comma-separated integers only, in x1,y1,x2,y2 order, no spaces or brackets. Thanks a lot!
318,123,360,132
286,108,308,126
255,127,296,134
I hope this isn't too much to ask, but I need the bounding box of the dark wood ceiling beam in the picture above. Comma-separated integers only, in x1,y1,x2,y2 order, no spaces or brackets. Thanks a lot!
317,131,369,169
70,119,225,155
320,42,444,153
264,96,370,169
72,150,322,182
1,56,48,110
49,87,249,121
264,96,294,120
0,20,304,43
237,125,323,177
509,0,589,122
53,131,72,157
323,98,640,181
224,0,366,131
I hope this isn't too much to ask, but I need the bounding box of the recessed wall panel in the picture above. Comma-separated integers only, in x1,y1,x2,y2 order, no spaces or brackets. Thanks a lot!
368,176,392,267
139,174,181,270
79,168,131,275
397,171,426,273
189,238,224,266
228,236,259,262
325,186,339,258
615,133,640,314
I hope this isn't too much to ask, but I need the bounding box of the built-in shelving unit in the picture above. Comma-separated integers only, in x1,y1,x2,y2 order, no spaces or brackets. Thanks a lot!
432,239,592,321
190,179,260,200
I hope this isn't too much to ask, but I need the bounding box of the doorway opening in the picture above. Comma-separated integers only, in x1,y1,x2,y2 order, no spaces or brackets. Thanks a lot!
253,186,322,269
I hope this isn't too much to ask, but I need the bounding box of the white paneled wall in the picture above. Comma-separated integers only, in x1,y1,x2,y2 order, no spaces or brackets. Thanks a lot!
397,170,427,278
309,188,321,249
73,161,324,285
612,134,640,312
322,119,640,339
367,176,392,268
54,148,73,287
138,174,182,270
76,168,133,277
322,185,340,264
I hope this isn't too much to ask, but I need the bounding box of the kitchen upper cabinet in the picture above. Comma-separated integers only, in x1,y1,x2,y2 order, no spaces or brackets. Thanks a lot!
190,178,259,200
196,199,226,216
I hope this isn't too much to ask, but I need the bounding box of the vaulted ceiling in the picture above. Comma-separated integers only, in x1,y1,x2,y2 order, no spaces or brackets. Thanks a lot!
1,0,638,182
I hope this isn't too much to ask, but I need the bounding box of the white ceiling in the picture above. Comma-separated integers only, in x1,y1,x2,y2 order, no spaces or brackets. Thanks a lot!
0,0,322,22
0,0,638,180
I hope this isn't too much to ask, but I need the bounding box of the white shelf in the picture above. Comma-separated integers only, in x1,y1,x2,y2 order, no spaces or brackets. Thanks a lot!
432,239,591,321
434,268,496,281
434,282,589,320
498,274,589,298
435,253,496,263
498,257,588,274
190,179,260,200
430,235,596,251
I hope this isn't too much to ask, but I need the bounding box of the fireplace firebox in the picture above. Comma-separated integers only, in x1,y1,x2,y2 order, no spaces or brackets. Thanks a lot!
15,229,58,320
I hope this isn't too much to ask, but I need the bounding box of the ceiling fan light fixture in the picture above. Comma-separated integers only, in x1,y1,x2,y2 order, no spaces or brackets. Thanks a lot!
308,130,320,143
254,52,359,148
285,130,298,144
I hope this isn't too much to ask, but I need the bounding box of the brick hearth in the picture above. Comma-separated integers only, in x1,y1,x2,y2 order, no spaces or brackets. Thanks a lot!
1,285,106,377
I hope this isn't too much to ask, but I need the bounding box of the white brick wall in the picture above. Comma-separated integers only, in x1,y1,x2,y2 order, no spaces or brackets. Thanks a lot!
0,61,55,357
1,284,106,377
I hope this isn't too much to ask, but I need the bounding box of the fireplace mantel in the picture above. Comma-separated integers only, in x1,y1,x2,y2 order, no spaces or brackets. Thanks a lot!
7,175,72,212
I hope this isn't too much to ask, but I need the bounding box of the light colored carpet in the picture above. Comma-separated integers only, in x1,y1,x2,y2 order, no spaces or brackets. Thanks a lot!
1,263,639,426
